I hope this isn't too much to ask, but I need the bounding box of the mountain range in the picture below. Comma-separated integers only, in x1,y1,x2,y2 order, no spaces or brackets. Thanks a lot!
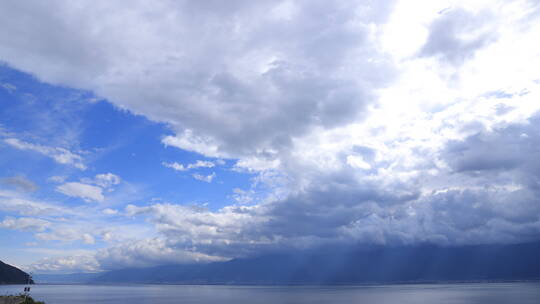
35,242,540,285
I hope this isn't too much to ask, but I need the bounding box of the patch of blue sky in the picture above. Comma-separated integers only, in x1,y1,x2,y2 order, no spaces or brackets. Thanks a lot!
0,64,253,213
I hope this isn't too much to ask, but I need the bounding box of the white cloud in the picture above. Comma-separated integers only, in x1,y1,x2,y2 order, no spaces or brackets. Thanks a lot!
56,173,122,202
0,189,69,216
1,82,16,92
95,238,226,270
123,203,267,259
82,233,95,244
56,182,104,202
162,132,222,159
163,160,215,172
3,138,86,170
0,0,394,160
36,228,96,244
27,238,226,272
93,173,121,188
0,216,50,232
3,137,85,169
30,216,156,250
346,155,371,170
192,172,216,183
162,161,187,171
234,157,280,172
25,254,100,274
102,208,118,215
188,160,215,169
130,0,540,256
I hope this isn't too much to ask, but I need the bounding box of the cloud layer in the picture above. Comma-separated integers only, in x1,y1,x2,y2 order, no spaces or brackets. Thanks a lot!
0,0,396,158
0,0,539,272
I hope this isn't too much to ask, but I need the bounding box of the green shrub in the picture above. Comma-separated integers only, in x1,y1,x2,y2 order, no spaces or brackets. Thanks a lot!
21,296,45,304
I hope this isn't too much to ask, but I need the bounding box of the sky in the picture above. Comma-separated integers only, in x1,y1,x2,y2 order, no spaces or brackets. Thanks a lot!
0,0,540,273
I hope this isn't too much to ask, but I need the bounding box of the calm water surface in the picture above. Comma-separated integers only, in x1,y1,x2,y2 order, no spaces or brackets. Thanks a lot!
1,283,539,304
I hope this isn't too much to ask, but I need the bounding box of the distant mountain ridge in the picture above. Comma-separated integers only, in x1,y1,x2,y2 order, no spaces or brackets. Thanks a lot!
89,242,540,285
33,272,102,284
0,260,33,284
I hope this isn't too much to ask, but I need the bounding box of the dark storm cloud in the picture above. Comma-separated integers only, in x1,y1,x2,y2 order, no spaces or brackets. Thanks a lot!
431,113,540,242
443,113,540,174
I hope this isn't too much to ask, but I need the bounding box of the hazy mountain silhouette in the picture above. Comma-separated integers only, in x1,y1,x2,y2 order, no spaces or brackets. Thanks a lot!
33,272,102,284
0,260,33,284
89,242,540,284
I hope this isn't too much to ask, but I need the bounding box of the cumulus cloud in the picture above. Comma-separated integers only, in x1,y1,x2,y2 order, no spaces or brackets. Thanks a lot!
56,182,104,202
95,238,226,270
443,116,540,175
115,82,540,266
3,138,86,170
56,173,122,202
0,0,395,160
28,238,226,273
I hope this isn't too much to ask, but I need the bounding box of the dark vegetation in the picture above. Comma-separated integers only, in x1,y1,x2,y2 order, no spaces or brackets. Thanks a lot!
20,296,45,304
0,295,44,304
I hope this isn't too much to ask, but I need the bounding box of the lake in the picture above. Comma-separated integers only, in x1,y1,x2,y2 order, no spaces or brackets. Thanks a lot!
1,283,539,304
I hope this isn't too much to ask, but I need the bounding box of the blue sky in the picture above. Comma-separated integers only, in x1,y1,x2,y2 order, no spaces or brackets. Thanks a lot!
0,65,253,207
0,65,255,268
1,0,540,273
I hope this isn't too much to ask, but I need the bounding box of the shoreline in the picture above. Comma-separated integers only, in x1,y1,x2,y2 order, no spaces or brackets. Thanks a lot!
4,279,540,287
